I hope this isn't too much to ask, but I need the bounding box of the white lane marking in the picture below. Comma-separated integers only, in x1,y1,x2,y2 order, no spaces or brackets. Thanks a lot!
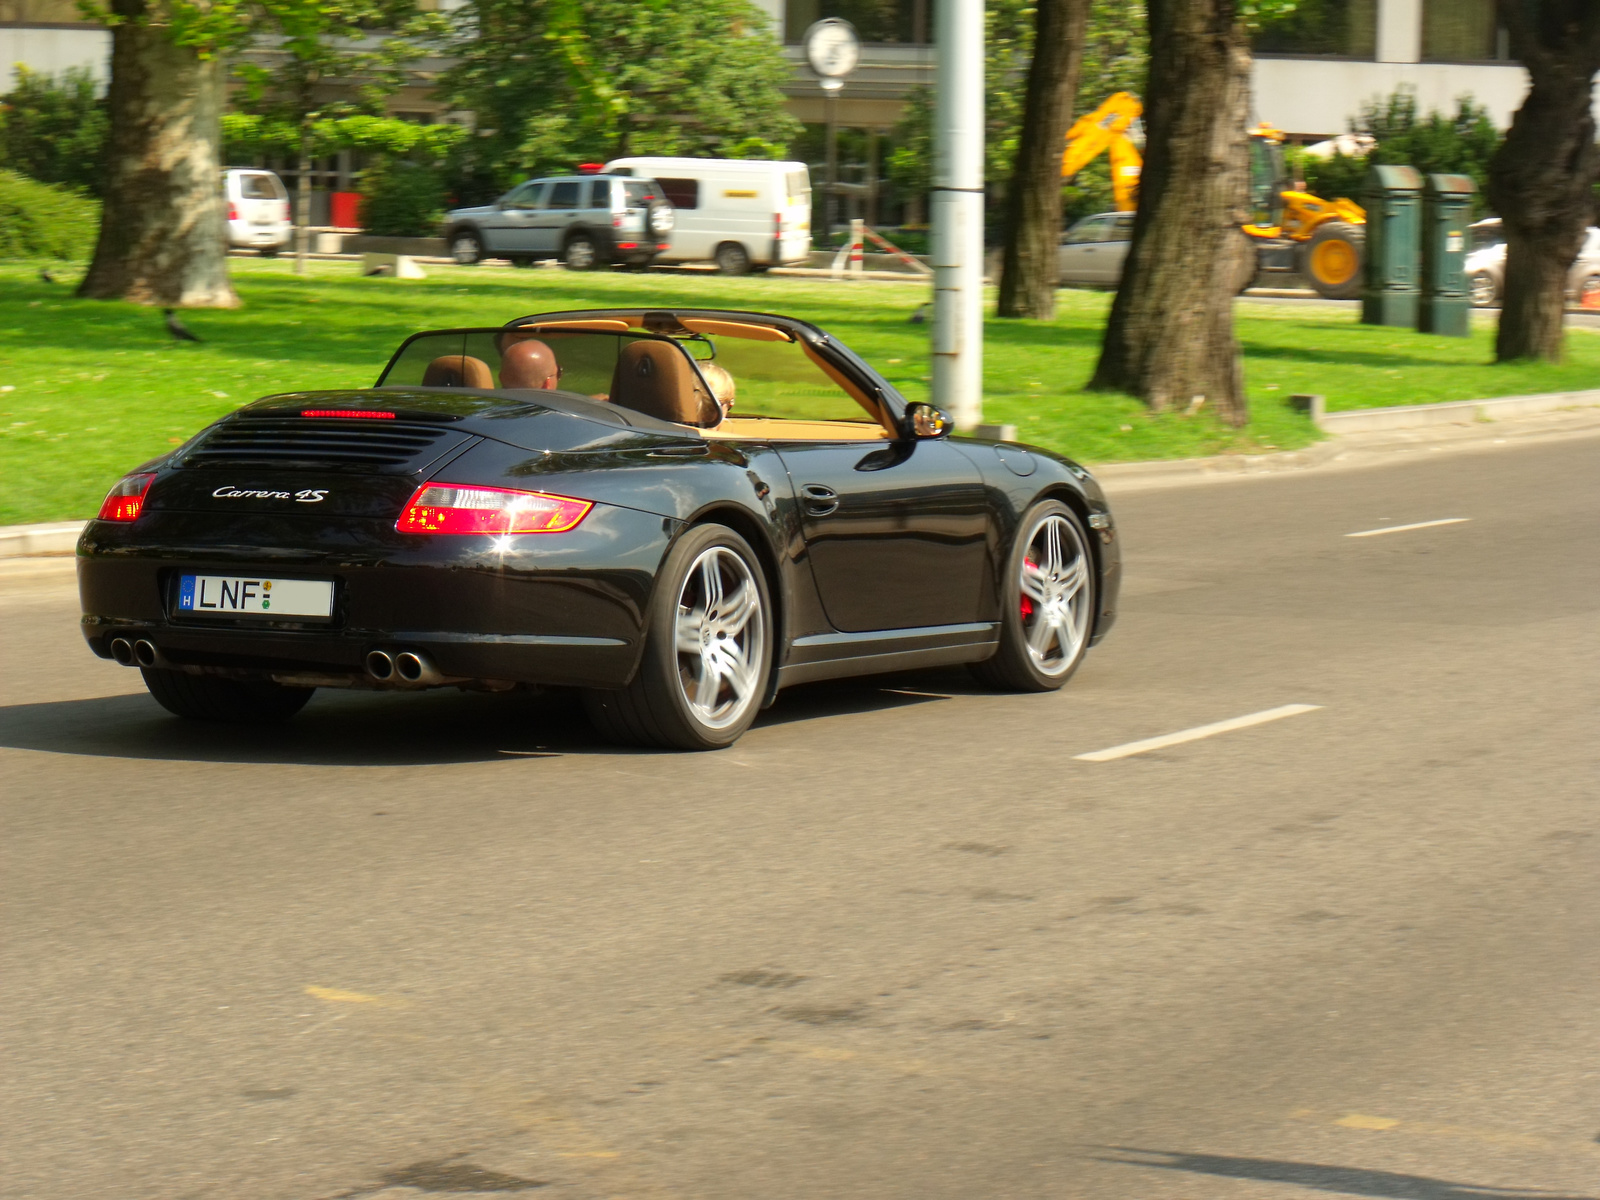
1345,518,1469,538
1074,704,1323,762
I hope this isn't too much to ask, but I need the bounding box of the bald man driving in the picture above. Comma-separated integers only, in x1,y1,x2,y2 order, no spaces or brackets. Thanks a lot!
499,338,560,390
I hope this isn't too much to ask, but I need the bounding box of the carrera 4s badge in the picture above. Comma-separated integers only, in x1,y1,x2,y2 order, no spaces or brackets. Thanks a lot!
212,486,328,503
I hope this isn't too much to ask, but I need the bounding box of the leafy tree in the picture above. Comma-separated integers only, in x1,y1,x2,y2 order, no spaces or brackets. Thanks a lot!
441,0,800,189
0,67,110,196
1092,0,1298,426
1293,89,1500,215
1489,0,1600,362
888,0,1147,221
998,0,1091,319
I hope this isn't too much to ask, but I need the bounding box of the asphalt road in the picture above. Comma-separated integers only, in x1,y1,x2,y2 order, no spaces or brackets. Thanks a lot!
3,436,1597,1200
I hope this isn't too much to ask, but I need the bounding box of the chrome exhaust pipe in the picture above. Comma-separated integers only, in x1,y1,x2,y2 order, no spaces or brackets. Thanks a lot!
133,639,160,668
365,650,395,681
393,650,441,686
109,637,135,666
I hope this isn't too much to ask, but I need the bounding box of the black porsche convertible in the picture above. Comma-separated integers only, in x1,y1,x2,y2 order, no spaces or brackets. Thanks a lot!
78,308,1120,749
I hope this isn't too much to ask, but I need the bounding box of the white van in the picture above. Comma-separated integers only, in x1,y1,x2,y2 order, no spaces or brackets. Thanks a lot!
603,157,812,274
221,168,292,256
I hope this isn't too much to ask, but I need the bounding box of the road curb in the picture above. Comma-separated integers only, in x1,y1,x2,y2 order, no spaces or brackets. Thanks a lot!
0,522,84,558
1317,387,1600,433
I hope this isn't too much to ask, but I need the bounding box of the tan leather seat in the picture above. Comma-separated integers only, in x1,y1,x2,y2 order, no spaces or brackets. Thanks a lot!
607,340,718,426
421,355,493,388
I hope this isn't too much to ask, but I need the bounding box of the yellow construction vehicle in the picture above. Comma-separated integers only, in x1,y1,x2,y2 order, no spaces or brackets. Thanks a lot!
1061,95,1368,299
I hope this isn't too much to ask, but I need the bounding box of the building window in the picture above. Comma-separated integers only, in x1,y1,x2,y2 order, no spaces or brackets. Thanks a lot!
1422,0,1509,61
784,0,930,45
1253,0,1377,59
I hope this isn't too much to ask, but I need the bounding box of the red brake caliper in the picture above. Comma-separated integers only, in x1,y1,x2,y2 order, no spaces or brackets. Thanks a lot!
1021,557,1037,618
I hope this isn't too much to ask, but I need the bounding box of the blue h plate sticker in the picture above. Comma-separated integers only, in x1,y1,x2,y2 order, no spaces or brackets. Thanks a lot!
179,575,197,611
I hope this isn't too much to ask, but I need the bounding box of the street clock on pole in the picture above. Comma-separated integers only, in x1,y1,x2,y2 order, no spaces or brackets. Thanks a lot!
803,18,860,83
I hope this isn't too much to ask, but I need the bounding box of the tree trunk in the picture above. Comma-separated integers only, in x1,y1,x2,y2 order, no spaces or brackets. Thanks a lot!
996,0,1090,320
1487,1,1600,363
1088,0,1252,426
77,3,237,307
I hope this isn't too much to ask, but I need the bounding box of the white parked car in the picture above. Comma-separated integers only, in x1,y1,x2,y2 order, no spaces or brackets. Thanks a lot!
222,168,291,256
603,157,813,274
1465,218,1600,307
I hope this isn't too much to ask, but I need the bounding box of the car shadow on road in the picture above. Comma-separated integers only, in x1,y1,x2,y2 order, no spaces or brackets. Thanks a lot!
0,671,973,766
1094,1147,1597,1200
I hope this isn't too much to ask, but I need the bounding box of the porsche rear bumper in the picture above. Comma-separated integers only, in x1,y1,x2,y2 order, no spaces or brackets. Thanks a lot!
77,504,674,689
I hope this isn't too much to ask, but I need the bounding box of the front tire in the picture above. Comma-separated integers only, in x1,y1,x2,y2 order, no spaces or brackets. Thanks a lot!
969,500,1095,692
582,524,772,750
1470,271,1498,307
450,230,483,265
141,668,313,723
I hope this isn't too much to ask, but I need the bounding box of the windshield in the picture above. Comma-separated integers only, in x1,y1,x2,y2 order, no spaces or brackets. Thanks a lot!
379,322,889,434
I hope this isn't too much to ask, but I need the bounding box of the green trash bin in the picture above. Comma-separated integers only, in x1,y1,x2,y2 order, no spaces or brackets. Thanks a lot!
1362,164,1423,328
1420,173,1476,337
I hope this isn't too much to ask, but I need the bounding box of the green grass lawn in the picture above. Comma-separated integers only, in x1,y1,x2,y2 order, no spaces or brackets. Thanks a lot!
2,257,1597,525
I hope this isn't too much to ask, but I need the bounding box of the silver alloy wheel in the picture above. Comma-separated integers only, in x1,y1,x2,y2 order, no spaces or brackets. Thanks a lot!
673,546,765,730
1019,513,1091,677
1470,271,1496,307
451,233,481,265
565,238,597,269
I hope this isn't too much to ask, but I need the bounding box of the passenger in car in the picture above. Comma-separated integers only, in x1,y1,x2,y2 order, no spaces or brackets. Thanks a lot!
700,362,736,420
498,339,560,390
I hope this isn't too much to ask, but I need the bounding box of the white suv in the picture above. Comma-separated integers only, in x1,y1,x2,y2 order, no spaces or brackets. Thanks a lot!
223,169,292,256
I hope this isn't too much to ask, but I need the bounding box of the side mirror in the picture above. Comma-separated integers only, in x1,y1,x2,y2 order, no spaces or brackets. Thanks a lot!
903,402,951,440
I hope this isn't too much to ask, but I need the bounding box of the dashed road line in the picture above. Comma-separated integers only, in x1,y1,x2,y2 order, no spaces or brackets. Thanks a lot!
1345,517,1469,538
1074,704,1323,762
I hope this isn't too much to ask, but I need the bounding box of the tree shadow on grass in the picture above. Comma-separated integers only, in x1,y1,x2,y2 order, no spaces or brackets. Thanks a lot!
1238,339,1481,371
1095,1147,1597,1200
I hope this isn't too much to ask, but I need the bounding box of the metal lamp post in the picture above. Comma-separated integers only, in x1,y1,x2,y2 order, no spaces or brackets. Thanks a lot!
931,0,984,430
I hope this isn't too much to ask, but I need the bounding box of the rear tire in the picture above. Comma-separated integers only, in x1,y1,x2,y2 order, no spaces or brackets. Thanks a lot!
1300,221,1364,299
1470,271,1498,307
582,524,771,750
141,668,313,723
563,235,600,270
714,242,752,276
968,500,1095,692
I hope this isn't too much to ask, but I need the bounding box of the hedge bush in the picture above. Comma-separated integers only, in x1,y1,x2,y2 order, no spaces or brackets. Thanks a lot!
359,160,445,237
0,170,100,259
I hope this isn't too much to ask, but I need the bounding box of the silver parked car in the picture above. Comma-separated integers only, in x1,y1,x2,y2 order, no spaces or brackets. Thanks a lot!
444,174,675,269
1466,218,1600,307
1057,211,1134,287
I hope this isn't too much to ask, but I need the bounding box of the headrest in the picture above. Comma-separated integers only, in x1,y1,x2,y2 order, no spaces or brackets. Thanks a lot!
607,340,718,426
499,339,558,389
422,355,494,389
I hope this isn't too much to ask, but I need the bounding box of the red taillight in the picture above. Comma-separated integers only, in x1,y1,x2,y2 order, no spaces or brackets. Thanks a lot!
228,203,238,221
397,484,593,535
612,214,624,228
97,473,156,522
302,409,395,419
616,242,637,250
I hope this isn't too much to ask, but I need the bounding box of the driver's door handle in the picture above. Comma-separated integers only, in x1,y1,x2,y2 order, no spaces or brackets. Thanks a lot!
801,484,839,516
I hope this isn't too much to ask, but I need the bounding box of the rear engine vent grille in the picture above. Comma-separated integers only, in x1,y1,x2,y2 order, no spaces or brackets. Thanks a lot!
182,417,459,470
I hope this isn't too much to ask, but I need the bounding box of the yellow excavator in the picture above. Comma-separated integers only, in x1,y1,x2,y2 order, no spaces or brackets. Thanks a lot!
1061,92,1368,299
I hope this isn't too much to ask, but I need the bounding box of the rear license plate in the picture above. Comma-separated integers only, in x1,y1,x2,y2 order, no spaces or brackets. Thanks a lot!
178,575,333,618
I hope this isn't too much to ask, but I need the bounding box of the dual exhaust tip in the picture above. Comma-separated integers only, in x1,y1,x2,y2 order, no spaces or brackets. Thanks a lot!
108,637,440,688
109,637,160,668
365,649,441,686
